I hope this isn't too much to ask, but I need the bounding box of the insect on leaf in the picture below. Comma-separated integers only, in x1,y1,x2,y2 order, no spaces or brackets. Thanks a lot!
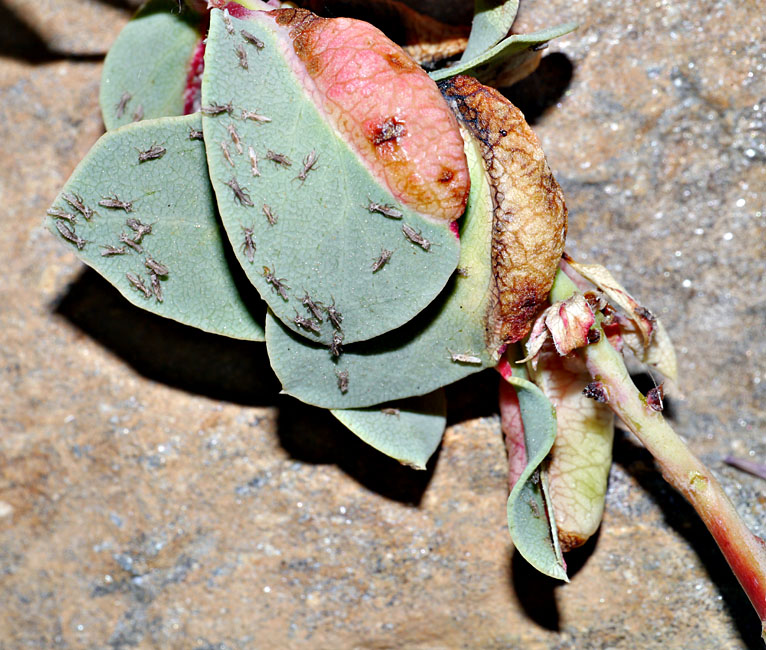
45,114,265,342
331,390,447,471
201,8,464,345
100,0,204,130
265,132,494,408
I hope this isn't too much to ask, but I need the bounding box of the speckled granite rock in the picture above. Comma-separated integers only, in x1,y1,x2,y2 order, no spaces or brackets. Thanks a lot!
1,1,764,648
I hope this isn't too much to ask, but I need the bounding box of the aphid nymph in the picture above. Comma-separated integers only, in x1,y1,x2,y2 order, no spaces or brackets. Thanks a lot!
371,249,393,273
55,221,86,250
98,195,133,212
402,223,431,251
126,272,151,298
201,102,233,116
225,178,254,207
365,197,403,219
240,29,264,49
266,150,292,167
293,312,320,334
301,293,324,322
62,192,94,221
137,144,166,163
296,151,318,181
262,204,277,226
240,225,256,263
144,255,169,277
262,266,289,301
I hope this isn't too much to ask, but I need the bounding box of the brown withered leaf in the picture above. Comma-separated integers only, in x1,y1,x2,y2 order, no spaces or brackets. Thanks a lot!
299,0,469,68
439,75,568,358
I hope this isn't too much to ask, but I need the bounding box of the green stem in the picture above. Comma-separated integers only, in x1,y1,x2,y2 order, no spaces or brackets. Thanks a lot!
553,270,766,639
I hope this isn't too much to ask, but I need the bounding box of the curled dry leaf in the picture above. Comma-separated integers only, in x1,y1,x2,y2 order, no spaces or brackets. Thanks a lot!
272,8,470,222
520,292,596,365
439,75,567,357
563,253,677,380
299,0,470,68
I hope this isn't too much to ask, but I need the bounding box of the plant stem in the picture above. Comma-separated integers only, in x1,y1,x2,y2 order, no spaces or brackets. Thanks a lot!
552,270,766,638
585,328,766,638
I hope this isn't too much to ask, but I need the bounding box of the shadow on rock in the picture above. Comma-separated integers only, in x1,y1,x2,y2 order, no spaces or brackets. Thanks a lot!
53,268,279,406
276,394,439,506
0,2,106,63
613,430,764,648
445,369,501,426
509,527,600,632
502,52,574,125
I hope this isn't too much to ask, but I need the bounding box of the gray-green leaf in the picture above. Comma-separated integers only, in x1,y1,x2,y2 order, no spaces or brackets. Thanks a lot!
201,9,459,345
45,114,265,341
503,370,568,581
460,0,519,63
100,0,203,130
331,390,446,470
265,133,493,408
431,23,577,84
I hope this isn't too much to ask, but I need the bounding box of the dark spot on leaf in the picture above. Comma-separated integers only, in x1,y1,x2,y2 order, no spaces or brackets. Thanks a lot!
438,168,454,183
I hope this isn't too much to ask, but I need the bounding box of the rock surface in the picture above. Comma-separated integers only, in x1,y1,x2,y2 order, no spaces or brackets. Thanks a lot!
1,0,764,648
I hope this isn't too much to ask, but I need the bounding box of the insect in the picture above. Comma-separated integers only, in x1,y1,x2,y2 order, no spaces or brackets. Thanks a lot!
248,146,260,177
365,198,402,219
647,384,664,412
126,272,151,298
227,123,243,154
296,151,318,181
119,232,143,253
301,293,324,322
335,369,349,394
100,244,127,256
137,144,166,163
126,218,152,243
294,312,320,334
55,221,86,250
448,349,482,364
201,102,233,116
402,223,431,251
240,225,256,263
222,8,234,34
371,249,393,273
455,267,470,277
225,178,254,207
241,110,271,123
381,408,400,417
144,255,169,277
583,381,609,403
115,91,131,118
262,204,277,226
132,104,144,122
235,44,248,70
46,207,77,224
240,29,264,49
98,195,133,212
262,266,289,301
266,150,292,167
330,330,343,358
220,141,235,167
149,272,163,302
62,192,94,221
188,127,204,140
326,299,343,330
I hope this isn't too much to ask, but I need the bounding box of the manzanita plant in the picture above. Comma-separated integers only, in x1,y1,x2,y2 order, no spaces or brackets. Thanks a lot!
46,0,766,638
